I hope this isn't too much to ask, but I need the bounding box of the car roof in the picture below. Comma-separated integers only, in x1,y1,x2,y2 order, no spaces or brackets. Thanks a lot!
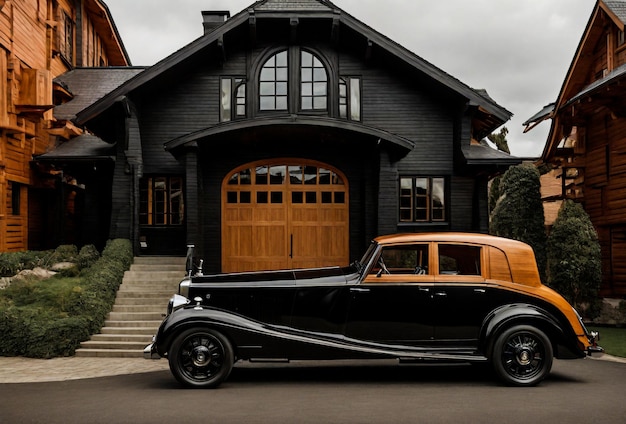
375,232,520,245
374,233,540,286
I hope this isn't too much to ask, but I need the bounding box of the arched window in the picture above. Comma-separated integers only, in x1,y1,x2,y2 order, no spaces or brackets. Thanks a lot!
300,51,327,111
259,50,288,111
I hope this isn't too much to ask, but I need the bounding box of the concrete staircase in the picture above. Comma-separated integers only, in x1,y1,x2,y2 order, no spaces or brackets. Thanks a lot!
75,256,186,358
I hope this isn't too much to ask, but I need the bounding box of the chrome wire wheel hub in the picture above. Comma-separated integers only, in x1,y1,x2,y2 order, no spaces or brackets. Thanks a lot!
503,334,543,378
192,345,211,367
180,335,223,380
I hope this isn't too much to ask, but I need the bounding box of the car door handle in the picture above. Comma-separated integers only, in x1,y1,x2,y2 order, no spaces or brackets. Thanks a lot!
350,287,370,293
474,288,486,294
433,292,447,297
418,287,430,293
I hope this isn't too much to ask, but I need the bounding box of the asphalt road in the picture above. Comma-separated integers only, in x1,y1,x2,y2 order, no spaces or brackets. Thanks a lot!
1,358,624,424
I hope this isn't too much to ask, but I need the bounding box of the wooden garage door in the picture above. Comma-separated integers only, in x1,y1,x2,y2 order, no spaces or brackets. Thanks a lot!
222,159,349,272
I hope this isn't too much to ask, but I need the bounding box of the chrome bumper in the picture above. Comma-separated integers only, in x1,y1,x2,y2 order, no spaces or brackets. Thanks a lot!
587,330,604,356
143,342,161,360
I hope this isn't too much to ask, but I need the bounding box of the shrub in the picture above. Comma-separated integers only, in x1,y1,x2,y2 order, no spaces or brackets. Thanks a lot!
490,163,547,282
0,239,133,358
77,245,100,270
547,200,602,318
0,251,51,277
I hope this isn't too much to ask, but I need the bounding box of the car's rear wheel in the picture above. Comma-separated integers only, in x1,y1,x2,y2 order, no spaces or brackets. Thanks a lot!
168,327,234,388
492,325,553,386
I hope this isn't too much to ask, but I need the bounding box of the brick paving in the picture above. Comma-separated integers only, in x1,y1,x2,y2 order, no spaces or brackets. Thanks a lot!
0,353,623,384
0,356,169,383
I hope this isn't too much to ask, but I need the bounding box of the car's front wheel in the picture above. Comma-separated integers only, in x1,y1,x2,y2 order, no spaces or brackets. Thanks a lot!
168,327,234,388
491,325,553,386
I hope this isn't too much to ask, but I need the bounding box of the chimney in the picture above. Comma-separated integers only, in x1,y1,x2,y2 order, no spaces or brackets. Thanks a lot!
202,11,230,34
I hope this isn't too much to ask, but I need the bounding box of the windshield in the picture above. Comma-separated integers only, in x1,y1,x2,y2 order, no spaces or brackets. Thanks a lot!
354,241,378,275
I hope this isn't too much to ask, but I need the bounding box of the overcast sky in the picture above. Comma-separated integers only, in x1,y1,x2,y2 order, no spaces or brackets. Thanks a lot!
104,0,596,158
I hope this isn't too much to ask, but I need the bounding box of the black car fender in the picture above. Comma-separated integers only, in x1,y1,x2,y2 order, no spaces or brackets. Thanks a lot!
479,303,565,357
155,306,268,357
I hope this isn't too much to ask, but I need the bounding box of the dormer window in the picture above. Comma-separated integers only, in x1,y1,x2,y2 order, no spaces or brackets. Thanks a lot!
259,50,288,111
300,51,327,111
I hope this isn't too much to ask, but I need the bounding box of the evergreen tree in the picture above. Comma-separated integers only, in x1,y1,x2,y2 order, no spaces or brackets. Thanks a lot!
487,126,509,215
547,200,601,316
490,163,547,281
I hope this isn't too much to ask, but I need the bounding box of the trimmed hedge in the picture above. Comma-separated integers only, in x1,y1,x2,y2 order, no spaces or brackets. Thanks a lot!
0,239,133,358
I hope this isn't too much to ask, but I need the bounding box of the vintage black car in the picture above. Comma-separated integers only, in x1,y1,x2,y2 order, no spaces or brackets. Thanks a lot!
144,233,601,388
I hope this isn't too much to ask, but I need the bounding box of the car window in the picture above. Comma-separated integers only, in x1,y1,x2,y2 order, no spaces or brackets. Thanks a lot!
369,244,429,276
438,244,481,276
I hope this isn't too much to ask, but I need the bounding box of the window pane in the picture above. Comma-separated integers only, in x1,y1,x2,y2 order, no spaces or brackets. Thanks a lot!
221,78,231,122
319,168,331,184
313,68,326,81
260,68,275,81
257,192,268,204
322,192,332,203
292,191,303,204
256,166,268,184
240,191,251,203
276,67,288,81
301,51,313,67
304,166,317,184
270,166,286,184
301,83,313,96
227,191,238,203
276,82,288,95
260,96,274,110
301,68,312,82
439,245,481,275
276,51,287,66
271,192,283,203
276,96,288,110
289,166,303,184
313,96,326,109
313,82,326,96
350,78,361,121
334,192,345,204
305,192,317,203
239,169,252,185
301,97,312,110
260,82,275,95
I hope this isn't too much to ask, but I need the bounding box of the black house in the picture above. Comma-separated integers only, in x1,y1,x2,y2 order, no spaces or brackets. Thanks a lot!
49,0,519,273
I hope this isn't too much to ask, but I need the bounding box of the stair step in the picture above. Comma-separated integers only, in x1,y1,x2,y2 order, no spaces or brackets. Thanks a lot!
100,327,158,335
112,304,167,312
108,312,165,321
104,320,163,328
114,297,171,305
115,290,175,298
130,264,186,272
123,270,185,281
91,334,154,342
75,348,145,358
133,257,186,266
80,340,148,350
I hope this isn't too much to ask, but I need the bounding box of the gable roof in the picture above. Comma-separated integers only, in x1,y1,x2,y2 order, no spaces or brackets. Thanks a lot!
54,67,146,121
36,134,116,162
541,0,626,159
74,0,511,129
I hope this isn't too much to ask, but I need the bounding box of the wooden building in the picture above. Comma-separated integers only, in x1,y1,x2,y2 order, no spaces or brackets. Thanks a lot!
52,0,519,273
530,0,626,297
0,0,129,252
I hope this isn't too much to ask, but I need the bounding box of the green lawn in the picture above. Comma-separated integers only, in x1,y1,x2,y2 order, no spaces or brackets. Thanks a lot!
588,326,626,358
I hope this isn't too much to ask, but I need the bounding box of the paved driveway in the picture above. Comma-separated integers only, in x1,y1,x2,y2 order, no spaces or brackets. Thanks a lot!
1,356,625,424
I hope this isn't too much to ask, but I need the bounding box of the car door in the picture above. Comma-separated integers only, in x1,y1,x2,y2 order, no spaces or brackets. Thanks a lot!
344,243,434,345
430,243,493,346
